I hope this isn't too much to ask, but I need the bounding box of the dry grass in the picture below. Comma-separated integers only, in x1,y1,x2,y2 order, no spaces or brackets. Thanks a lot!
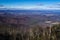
0,23,60,40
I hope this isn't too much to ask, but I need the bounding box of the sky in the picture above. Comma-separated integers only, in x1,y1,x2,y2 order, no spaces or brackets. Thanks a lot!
0,0,60,10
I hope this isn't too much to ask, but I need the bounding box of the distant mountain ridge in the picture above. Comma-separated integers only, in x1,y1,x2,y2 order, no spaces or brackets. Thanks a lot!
0,10,60,15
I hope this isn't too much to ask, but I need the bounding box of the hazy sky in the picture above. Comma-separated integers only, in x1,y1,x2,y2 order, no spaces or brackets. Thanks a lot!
0,0,60,10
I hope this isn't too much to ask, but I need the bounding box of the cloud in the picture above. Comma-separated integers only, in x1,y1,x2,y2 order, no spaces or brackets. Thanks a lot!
56,3,60,6
0,5,4,7
0,5,5,9
0,3,60,10
37,3,44,6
